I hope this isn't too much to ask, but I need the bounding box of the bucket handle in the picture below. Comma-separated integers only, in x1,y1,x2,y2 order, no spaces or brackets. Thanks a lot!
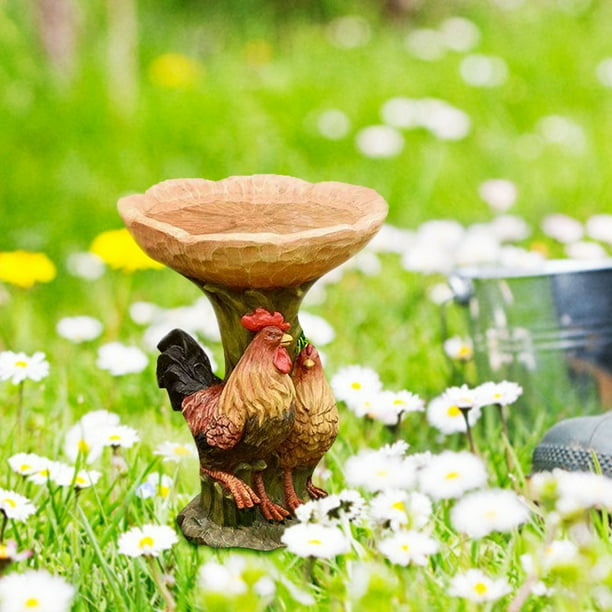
447,273,474,306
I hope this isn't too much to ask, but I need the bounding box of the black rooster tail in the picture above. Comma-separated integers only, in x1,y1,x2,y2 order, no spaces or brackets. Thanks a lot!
156,329,222,411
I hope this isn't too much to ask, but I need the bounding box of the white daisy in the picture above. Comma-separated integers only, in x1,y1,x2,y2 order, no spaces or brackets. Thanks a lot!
96,342,148,376
449,568,512,602
490,215,531,242
154,441,196,462
478,178,517,212
439,17,480,52
316,109,351,140
370,489,432,531
460,54,508,87
330,365,383,405
586,213,612,244
281,523,350,558
102,424,140,448
0,489,36,521
355,125,404,159
566,240,608,260
419,99,471,141
56,316,103,343
63,422,105,464
405,28,446,61
540,539,579,570
66,251,105,280
7,452,47,476
79,409,121,430
443,337,474,361
118,524,178,557
299,312,335,346
377,530,439,566
0,569,75,612
0,539,32,564
348,391,402,426
198,555,248,595
541,213,583,244
427,394,482,435
27,459,67,485
129,301,160,325
296,489,366,525
596,58,612,88
476,380,523,406
52,467,102,489
553,470,612,516
451,488,530,538
344,448,417,492
417,451,488,500
0,351,49,385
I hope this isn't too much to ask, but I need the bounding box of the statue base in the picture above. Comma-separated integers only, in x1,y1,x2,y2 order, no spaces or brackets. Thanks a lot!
177,494,290,550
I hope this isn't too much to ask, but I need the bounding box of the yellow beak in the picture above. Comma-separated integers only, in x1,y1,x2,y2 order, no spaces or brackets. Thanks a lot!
280,333,293,347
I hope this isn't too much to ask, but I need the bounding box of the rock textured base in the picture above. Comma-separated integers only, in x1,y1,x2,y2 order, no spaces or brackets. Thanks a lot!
177,495,289,550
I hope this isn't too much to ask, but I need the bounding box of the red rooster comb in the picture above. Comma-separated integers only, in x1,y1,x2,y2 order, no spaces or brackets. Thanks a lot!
241,308,291,332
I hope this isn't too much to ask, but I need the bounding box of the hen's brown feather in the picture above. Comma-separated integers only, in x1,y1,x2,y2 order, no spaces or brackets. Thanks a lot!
277,345,338,470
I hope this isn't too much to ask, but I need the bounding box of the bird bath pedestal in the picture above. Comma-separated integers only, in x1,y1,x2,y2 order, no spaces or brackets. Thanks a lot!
118,174,387,550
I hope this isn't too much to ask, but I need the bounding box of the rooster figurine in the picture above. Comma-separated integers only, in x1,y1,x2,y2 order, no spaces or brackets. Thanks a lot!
277,342,339,512
156,308,296,521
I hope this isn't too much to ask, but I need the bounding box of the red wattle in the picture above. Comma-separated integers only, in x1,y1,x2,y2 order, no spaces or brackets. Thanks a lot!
274,347,292,374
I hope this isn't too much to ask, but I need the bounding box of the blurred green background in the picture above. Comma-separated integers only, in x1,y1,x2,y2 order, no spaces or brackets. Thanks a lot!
2,0,612,262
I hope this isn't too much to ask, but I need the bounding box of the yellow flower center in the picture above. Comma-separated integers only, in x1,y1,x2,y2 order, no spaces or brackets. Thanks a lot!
109,434,121,441
139,536,155,549
401,544,410,552
2,498,16,508
447,405,461,417
375,470,389,478
15,360,28,368
445,471,460,480
20,464,31,472
474,582,488,595
75,476,87,485
78,439,90,453
173,446,191,456
393,399,405,405
307,539,322,546
0,545,8,558
351,381,362,390
391,501,406,512
24,598,40,608
159,486,170,498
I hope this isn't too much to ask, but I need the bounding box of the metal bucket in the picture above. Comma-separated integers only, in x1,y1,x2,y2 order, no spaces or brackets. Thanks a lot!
449,259,612,415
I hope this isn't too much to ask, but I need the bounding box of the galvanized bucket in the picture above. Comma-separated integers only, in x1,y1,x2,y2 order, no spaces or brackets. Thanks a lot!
449,259,612,415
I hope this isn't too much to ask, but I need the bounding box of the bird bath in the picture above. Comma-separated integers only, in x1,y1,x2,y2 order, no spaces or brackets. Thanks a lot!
118,174,388,549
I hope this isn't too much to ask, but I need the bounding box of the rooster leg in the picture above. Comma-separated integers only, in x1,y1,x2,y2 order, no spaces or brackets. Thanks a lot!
306,476,328,499
251,471,291,522
200,466,261,509
282,468,304,513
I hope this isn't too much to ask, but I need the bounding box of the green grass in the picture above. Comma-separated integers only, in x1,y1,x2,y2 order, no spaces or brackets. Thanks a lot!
2,0,612,610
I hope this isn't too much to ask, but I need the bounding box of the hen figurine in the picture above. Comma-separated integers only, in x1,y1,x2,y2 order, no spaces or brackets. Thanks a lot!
156,308,296,521
277,342,339,512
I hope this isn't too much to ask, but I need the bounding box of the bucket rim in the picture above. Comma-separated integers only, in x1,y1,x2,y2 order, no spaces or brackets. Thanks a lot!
453,258,612,280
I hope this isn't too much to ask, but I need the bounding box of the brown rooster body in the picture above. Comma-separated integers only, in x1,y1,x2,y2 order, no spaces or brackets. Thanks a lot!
157,311,296,521
277,343,339,512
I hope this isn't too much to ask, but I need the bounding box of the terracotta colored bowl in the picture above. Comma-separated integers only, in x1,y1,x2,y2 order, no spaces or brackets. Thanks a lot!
118,175,388,289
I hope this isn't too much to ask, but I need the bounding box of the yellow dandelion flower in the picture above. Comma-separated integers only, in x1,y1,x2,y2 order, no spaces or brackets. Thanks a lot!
148,53,202,89
90,228,164,272
0,250,56,289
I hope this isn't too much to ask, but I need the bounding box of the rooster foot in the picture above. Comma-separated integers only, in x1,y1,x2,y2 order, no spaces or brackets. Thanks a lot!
281,468,305,513
306,477,328,500
260,498,291,522
200,467,261,509
251,471,290,522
